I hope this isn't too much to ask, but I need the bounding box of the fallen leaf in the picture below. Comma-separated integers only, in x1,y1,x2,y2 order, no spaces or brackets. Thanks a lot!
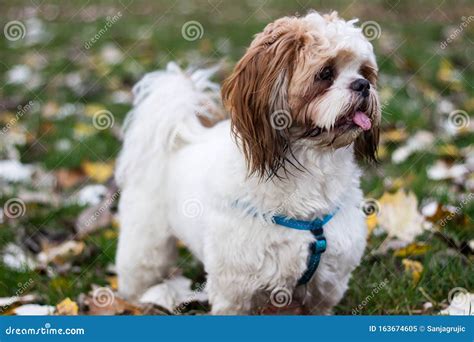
440,290,473,316
81,161,114,183
381,128,408,143
56,298,78,315
0,294,38,308
139,276,208,313
2,243,37,270
427,160,469,181
37,240,85,266
392,131,434,164
86,286,141,315
378,189,425,243
56,168,85,189
76,184,108,206
14,304,55,316
107,276,118,291
75,184,118,237
366,214,378,236
437,144,462,159
402,258,423,285
0,160,33,183
84,104,106,117
394,243,430,257
73,122,96,139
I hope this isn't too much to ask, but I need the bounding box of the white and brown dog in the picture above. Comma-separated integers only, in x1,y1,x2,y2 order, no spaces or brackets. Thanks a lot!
115,10,381,314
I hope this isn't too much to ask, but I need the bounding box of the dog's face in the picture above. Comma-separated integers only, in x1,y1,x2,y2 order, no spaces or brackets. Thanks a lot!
222,11,381,177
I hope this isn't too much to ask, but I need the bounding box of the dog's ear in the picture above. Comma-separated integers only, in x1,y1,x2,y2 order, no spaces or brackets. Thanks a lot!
354,91,381,163
221,17,309,178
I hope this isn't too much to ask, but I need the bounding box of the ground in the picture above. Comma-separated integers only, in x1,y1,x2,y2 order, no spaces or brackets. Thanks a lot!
0,0,473,315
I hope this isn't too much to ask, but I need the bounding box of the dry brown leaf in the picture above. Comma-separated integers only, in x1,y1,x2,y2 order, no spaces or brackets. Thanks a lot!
37,241,85,266
86,289,142,316
56,168,86,189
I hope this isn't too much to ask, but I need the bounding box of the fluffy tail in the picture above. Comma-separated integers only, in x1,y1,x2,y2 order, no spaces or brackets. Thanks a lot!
115,62,222,299
116,62,222,187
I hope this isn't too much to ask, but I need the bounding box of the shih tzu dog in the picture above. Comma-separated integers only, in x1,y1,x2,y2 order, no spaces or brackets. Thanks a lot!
115,10,381,314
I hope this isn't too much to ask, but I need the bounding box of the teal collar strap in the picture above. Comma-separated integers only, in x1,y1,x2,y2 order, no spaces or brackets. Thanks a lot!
272,210,337,285
233,199,337,286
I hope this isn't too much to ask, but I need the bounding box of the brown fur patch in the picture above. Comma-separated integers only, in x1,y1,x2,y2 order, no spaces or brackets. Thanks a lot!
221,17,311,178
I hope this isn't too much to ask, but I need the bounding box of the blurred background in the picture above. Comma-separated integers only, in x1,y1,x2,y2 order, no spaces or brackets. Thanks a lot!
0,0,473,315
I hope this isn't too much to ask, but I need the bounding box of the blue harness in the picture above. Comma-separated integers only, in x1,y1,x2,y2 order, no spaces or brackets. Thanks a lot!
234,200,337,286
272,211,337,285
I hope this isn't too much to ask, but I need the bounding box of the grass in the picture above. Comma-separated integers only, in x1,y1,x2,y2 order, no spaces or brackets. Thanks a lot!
0,0,473,314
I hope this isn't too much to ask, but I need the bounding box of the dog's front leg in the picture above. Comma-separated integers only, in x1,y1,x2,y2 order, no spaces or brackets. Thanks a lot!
206,274,254,315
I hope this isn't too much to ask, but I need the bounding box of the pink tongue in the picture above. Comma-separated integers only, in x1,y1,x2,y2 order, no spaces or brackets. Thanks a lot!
353,111,372,131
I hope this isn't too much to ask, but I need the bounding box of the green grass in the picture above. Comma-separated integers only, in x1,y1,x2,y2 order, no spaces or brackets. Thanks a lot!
0,0,473,315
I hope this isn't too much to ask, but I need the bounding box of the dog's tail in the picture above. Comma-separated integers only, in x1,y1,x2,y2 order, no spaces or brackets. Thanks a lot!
116,62,222,187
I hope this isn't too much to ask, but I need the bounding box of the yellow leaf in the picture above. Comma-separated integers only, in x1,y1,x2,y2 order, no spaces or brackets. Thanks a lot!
377,144,388,160
402,259,423,285
107,276,118,291
84,104,106,118
394,243,430,257
82,160,115,183
437,59,454,83
437,144,461,158
56,298,79,315
73,122,96,139
366,214,378,236
381,128,408,143
104,228,118,239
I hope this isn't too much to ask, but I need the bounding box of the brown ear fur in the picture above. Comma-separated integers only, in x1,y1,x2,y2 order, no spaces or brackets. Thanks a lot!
221,17,309,178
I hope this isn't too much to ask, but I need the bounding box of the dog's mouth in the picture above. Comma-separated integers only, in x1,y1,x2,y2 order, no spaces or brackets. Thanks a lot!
297,106,373,141
333,109,372,132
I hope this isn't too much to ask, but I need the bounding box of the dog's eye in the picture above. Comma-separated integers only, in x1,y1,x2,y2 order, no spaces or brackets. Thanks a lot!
317,66,334,81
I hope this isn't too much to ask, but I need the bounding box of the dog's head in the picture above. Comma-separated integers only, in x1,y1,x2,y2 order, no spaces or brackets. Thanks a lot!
222,11,381,178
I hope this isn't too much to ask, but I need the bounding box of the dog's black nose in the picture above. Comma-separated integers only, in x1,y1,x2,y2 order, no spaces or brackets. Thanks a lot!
350,78,370,97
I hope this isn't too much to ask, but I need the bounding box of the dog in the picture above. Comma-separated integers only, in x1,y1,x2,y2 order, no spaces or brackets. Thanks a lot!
115,10,381,315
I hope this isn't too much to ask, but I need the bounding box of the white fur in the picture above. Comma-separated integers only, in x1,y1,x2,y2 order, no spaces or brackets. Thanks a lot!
116,12,371,314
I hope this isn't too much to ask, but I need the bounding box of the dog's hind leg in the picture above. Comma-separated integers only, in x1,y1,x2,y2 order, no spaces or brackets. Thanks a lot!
116,187,178,300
